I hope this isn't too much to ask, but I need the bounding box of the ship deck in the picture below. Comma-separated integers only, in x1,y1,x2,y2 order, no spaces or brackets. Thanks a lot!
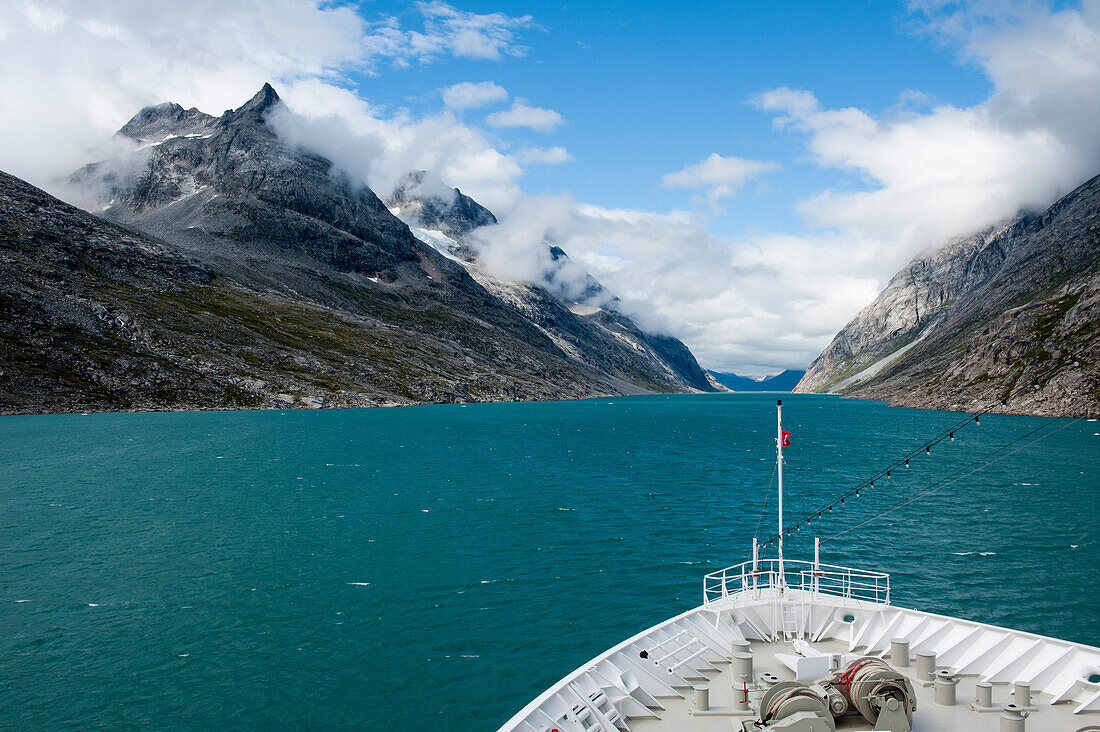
628,636,1091,731
500,561,1100,732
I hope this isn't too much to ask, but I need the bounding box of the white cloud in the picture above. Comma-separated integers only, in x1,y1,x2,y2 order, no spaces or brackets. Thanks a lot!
469,198,882,374
78,18,127,40
441,81,509,110
661,153,779,207
485,99,564,132
357,2,533,68
268,80,524,215
415,1,535,61
512,146,573,165
22,4,67,32
3,0,1098,377
753,1,1100,266
755,87,819,127
0,0,536,186
755,89,1077,261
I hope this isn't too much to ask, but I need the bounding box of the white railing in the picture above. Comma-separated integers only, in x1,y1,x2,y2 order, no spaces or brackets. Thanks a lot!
703,559,890,606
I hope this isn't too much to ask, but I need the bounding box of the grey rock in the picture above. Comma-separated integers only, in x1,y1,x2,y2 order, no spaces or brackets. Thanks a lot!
389,170,497,238
796,173,1100,417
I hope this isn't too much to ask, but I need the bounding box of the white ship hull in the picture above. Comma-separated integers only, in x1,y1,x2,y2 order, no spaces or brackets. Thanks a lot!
500,560,1100,731
503,404,1097,731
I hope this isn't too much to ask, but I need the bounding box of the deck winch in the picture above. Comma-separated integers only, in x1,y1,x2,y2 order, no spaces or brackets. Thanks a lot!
749,657,915,731
754,681,835,730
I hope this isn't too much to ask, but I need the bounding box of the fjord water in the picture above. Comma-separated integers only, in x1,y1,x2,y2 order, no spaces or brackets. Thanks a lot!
0,394,1095,729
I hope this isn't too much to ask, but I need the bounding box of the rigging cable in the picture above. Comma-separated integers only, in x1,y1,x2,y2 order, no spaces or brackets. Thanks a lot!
759,411,981,547
752,459,778,540
791,412,979,529
820,416,1083,544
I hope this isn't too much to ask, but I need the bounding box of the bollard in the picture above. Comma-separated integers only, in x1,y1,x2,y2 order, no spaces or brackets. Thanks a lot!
731,640,752,656
934,670,958,706
1013,682,1031,708
733,652,754,684
976,681,993,708
731,657,751,712
732,651,754,709
891,639,911,667
916,651,937,682
693,685,709,712
1000,703,1027,732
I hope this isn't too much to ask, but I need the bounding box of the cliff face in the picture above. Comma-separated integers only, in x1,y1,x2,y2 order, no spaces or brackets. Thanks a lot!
795,174,1100,417
2,85,715,414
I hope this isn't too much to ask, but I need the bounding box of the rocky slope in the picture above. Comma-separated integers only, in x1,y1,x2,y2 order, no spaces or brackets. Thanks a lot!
2,85,714,414
385,171,716,393
795,174,1100,417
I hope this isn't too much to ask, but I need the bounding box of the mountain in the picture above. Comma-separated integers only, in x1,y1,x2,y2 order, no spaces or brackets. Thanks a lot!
0,167,616,412
385,171,717,393
70,84,426,285
2,85,716,414
708,369,805,392
389,170,497,240
795,173,1100,417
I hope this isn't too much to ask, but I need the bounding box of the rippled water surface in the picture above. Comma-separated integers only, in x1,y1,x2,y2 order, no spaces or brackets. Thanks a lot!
0,394,1096,728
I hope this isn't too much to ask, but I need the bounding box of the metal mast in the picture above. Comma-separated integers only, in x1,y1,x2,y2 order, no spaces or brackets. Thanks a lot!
776,399,785,587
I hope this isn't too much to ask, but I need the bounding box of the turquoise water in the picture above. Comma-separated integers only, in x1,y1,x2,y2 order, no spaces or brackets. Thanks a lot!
0,394,1095,729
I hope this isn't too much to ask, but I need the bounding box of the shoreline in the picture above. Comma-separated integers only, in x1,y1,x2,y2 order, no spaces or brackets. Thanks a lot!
1,389,1093,419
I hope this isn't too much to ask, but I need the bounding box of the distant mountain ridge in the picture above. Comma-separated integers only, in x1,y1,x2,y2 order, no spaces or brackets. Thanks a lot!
795,173,1100,417
708,369,805,392
1,84,716,414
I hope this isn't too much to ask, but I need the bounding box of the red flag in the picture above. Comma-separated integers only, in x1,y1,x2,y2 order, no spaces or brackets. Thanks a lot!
781,430,791,447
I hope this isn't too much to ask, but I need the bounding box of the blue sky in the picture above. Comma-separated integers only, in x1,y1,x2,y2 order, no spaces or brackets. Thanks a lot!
346,0,992,236
2,0,1098,374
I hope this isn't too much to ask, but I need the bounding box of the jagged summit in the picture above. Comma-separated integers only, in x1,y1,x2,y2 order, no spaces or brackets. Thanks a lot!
116,83,281,145
71,84,422,274
389,170,497,238
229,82,282,123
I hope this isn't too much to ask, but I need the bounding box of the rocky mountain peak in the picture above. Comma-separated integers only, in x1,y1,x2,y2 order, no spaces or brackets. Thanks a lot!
68,84,426,278
118,101,213,143
389,170,497,238
228,82,282,124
